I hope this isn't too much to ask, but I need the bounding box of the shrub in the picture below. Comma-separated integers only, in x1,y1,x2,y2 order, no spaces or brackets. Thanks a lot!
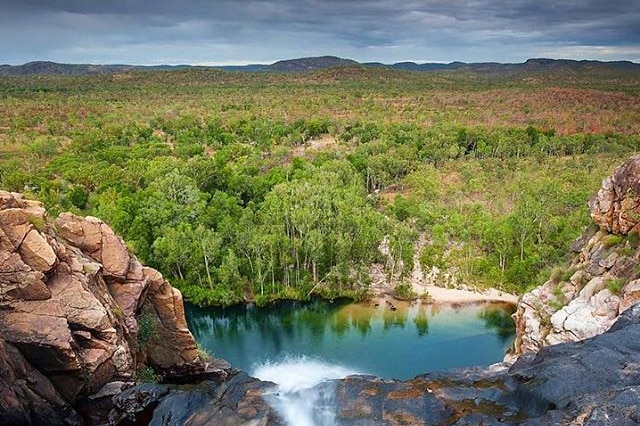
602,234,623,248
607,278,626,295
393,283,417,300
137,313,159,350
137,365,163,384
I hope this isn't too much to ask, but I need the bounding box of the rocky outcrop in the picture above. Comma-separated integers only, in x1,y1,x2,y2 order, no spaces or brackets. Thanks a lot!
111,304,640,425
109,372,280,426
0,191,228,425
511,154,640,358
589,154,640,234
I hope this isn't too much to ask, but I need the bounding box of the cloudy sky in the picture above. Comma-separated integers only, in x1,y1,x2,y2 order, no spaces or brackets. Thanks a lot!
1,0,639,65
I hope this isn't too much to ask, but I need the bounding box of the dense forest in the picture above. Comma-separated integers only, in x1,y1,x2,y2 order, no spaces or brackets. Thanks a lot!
1,66,639,305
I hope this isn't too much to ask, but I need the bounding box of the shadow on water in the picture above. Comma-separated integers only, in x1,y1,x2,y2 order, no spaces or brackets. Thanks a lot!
478,304,517,342
186,299,516,379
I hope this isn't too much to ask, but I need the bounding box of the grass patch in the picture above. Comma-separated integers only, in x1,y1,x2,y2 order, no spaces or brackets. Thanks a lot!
602,234,624,248
28,215,46,232
550,266,575,284
549,285,567,311
607,278,626,295
549,267,564,284
196,342,212,360
617,244,635,257
627,231,640,249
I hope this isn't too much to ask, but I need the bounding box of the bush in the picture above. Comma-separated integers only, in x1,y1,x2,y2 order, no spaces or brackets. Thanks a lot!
602,234,623,248
607,278,626,295
393,283,417,300
67,186,89,209
137,365,163,384
137,313,158,350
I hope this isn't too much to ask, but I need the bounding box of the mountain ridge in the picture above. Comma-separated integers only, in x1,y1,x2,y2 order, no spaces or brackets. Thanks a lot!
1,56,639,75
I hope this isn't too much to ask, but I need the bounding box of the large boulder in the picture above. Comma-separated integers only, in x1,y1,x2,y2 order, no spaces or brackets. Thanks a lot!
589,154,640,234
0,191,226,425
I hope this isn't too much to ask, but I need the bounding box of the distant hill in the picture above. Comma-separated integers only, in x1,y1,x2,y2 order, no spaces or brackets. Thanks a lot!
0,61,192,76
268,56,359,72
1,57,638,76
367,58,640,73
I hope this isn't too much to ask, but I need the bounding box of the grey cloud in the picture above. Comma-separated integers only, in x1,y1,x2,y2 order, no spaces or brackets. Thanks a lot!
0,0,638,64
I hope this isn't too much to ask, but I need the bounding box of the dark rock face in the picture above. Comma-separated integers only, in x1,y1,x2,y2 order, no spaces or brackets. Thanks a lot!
109,371,281,426
0,332,83,425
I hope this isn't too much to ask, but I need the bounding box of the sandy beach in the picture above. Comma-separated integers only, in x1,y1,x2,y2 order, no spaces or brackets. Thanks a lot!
420,285,520,305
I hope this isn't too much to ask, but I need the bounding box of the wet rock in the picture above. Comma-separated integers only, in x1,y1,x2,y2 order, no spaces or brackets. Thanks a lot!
110,372,281,426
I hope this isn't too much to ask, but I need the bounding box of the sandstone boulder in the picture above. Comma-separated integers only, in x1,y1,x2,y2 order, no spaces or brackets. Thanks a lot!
589,154,640,234
18,229,57,272
0,191,221,424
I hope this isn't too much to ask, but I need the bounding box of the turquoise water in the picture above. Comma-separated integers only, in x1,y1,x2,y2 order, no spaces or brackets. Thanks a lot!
185,299,515,380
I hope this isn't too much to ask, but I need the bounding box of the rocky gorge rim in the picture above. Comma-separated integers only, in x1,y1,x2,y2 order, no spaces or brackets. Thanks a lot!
3,154,640,424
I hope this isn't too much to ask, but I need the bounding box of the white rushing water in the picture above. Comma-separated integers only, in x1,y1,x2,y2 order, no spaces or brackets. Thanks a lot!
252,356,360,426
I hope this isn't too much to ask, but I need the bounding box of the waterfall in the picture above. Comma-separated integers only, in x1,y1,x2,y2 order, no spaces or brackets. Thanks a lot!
252,356,359,426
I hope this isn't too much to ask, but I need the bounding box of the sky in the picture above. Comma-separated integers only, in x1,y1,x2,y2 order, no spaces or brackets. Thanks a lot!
1,0,639,65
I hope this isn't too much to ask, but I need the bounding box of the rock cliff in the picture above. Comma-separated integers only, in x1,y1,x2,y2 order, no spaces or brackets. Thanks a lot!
511,154,640,358
0,191,228,425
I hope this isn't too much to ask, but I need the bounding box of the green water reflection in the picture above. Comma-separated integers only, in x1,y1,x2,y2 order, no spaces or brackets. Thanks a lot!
186,299,516,379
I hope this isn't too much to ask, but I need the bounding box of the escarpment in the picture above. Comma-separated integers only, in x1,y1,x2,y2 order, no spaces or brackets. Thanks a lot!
511,154,640,358
0,191,228,425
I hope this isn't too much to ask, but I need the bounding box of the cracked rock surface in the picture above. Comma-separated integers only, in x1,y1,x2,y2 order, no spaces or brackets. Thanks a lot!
0,191,229,425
